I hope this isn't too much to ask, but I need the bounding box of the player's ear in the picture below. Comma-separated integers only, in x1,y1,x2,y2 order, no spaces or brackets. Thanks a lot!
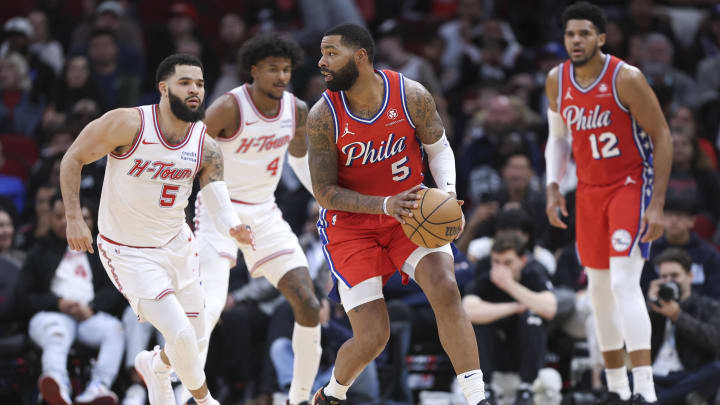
356,48,367,65
250,64,258,81
597,32,606,47
158,81,167,97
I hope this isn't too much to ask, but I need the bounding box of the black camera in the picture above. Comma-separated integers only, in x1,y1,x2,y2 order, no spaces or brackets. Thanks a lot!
653,281,681,304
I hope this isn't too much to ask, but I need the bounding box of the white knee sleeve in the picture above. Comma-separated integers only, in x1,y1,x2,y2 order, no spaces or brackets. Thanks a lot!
609,255,651,352
586,268,625,352
165,324,205,390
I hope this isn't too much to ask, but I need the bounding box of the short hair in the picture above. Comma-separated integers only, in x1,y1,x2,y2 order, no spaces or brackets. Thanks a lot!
654,247,692,273
237,33,304,83
562,1,607,34
155,53,204,85
664,193,698,216
491,232,528,258
324,23,375,63
89,28,118,43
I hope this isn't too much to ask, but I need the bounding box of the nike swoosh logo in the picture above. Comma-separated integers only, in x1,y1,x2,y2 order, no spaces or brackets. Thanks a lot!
464,372,478,379
142,140,158,145
246,121,258,126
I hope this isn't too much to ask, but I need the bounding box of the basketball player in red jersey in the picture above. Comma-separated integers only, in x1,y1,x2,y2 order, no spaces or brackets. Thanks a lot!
545,3,672,404
306,24,488,405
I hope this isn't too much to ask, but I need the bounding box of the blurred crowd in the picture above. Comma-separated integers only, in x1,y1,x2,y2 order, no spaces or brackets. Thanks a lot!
2,0,720,405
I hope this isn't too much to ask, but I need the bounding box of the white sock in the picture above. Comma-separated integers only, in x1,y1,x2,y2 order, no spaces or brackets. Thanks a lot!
289,323,322,404
457,370,485,404
606,366,631,400
632,366,657,402
152,351,172,373
195,392,216,404
324,369,351,400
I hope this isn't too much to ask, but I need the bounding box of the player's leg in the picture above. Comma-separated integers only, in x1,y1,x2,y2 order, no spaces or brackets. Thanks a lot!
276,267,322,405
607,180,656,403
577,183,632,401
321,281,389,402
197,239,233,356
411,250,486,405
138,289,216,404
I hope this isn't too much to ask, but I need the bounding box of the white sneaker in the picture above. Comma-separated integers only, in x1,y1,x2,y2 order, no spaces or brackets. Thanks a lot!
135,347,176,405
38,373,72,405
75,380,119,405
122,384,147,405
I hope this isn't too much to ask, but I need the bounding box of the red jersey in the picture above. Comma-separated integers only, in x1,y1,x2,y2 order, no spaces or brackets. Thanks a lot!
557,55,653,186
322,69,424,225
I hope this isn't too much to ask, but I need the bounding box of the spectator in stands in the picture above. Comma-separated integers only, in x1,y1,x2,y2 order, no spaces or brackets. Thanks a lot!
462,233,556,405
0,142,25,214
458,94,542,206
208,13,247,102
668,129,720,224
86,29,140,109
462,206,556,277
43,55,103,132
15,194,125,405
0,52,44,137
27,10,64,76
16,184,55,252
642,32,702,109
668,106,717,169
0,206,24,267
0,16,56,103
647,248,720,405
641,194,720,299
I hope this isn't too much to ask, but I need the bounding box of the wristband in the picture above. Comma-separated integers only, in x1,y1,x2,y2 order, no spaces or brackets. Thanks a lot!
382,196,390,215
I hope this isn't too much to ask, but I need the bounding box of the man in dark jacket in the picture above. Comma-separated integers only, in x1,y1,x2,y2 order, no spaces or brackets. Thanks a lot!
647,248,720,405
15,194,126,405
641,194,720,298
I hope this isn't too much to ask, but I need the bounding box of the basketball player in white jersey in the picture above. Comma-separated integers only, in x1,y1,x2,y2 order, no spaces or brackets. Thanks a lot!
60,54,254,405
193,34,321,405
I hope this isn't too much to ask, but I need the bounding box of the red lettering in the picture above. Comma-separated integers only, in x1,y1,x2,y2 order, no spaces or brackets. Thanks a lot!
151,162,174,179
127,159,150,177
235,138,253,154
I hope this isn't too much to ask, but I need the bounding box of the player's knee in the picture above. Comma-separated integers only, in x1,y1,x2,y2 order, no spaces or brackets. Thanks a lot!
288,287,321,326
423,269,461,305
356,324,390,358
170,324,199,356
609,275,641,302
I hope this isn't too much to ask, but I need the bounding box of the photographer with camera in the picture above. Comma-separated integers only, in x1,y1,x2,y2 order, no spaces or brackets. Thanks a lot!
647,248,720,405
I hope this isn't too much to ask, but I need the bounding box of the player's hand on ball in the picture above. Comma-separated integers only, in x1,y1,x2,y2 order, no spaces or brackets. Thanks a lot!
386,185,423,224
230,224,256,250
66,217,94,253
641,203,664,243
546,184,568,229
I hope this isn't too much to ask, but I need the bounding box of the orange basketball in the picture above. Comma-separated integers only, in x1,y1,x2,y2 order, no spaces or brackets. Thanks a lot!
401,188,463,248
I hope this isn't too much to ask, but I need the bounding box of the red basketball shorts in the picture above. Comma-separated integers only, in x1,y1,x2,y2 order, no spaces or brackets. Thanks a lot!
575,172,652,269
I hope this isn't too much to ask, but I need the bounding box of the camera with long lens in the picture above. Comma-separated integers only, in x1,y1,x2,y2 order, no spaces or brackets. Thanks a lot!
653,281,681,304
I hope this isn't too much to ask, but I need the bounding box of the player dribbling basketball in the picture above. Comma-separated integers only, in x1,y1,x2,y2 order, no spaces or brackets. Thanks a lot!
306,23,490,405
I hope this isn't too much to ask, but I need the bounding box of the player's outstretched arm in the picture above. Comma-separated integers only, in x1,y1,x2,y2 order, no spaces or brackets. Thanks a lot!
203,93,240,139
198,135,255,248
60,108,140,253
544,66,571,229
617,64,673,242
306,99,420,221
287,97,314,196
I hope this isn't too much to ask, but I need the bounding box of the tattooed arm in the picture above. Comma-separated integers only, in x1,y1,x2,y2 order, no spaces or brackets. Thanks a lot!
307,99,419,221
404,77,445,145
197,133,254,246
198,135,225,187
288,97,314,195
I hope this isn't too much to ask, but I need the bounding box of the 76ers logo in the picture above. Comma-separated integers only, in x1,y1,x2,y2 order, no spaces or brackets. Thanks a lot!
387,108,398,120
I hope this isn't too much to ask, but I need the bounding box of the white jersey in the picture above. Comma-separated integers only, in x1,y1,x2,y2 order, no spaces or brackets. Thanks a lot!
98,104,206,247
218,84,296,204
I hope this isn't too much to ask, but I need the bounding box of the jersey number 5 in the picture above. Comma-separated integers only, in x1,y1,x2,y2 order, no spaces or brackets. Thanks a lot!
392,156,410,181
589,132,621,160
160,184,179,207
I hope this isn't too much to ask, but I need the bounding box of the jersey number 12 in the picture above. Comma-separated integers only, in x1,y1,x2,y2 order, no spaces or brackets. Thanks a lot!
589,132,621,160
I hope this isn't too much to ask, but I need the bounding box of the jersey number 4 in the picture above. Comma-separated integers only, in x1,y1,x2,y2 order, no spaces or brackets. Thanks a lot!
589,132,621,160
266,157,280,176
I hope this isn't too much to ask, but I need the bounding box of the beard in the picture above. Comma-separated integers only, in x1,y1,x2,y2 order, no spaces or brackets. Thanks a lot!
168,89,205,122
322,58,360,92
570,45,599,67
